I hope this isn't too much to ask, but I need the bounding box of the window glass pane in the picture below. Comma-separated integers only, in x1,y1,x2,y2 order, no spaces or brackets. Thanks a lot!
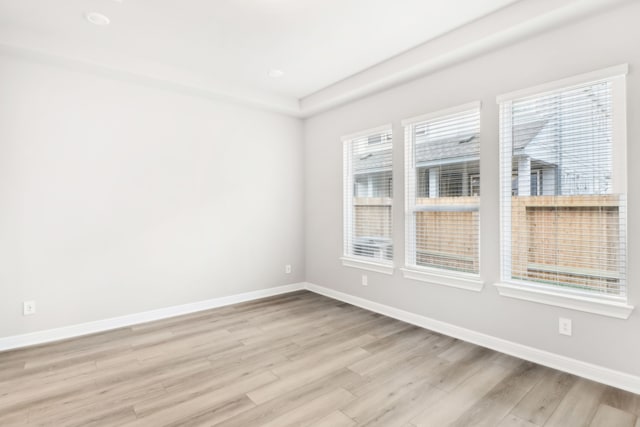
406,107,480,274
511,82,612,197
344,129,393,262
501,78,626,296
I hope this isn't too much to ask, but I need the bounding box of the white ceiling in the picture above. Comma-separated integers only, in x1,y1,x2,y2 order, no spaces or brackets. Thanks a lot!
0,0,521,110
0,0,626,116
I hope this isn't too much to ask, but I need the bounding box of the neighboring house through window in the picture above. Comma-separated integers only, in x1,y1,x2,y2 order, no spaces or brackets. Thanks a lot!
342,126,393,273
497,65,629,316
403,103,482,283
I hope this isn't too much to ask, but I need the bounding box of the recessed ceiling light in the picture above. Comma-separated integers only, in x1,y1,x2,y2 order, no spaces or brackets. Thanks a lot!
86,12,110,26
268,69,284,78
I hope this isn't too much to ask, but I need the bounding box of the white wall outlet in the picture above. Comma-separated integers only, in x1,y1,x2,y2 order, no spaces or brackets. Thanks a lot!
362,275,368,286
285,264,292,274
23,300,36,316
559,317,572,336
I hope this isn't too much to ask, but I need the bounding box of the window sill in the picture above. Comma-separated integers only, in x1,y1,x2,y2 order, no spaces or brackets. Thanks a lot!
340,257,394,275
494,281,634,319
401,267,484,292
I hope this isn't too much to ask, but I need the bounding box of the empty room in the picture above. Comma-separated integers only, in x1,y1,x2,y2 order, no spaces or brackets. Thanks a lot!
1,0,640,425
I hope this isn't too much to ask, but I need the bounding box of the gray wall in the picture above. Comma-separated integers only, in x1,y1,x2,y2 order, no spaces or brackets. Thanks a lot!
0,54,305,338
304,1,640,375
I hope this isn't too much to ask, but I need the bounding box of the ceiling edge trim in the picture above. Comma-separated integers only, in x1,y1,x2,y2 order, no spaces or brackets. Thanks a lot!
0,43,303,118
299,0,632,118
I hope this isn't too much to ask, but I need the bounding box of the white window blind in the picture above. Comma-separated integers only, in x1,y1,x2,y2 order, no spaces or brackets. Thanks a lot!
343,126,393,264
499,70,627,298
404,104,481,274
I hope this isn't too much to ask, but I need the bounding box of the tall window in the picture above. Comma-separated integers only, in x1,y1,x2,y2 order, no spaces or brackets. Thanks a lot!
404,103,481,275
499,67,627,300
343,126,393,268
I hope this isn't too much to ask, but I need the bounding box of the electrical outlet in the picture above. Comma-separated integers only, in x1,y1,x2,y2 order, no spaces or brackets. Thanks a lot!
362,275,368,286
23,300,36,316
285,264,292,274
559,317,572,336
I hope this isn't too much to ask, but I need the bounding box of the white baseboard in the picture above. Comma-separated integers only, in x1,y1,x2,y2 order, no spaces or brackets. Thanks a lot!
304,282,640,395
3,280,638,394
0,283,305,352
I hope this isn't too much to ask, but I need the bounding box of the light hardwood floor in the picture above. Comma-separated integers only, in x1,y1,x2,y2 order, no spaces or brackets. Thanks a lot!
1,290,638,426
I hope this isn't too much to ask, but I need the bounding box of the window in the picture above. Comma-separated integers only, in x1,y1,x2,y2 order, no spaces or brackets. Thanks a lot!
497,65,631,317
342,125,393,274
403,103,483,290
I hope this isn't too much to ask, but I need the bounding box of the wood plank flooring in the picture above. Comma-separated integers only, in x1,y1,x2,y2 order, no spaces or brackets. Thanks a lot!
1,290,638,426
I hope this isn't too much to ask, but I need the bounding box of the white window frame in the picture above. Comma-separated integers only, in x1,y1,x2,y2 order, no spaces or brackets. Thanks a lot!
495,64,633,319
401,102,484,292
341,124,394,275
